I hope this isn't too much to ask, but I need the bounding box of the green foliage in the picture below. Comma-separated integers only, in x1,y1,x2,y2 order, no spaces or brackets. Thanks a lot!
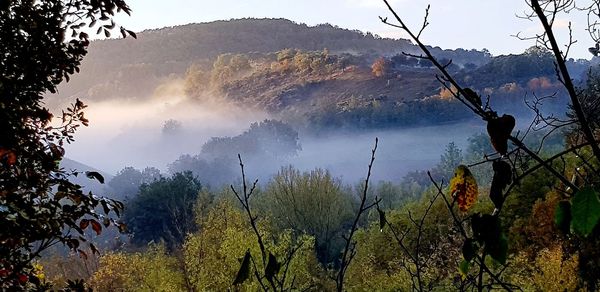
462,46,555,88
0,0,132,288
373,181,416,210
502,165,557,226
433,142,464,182
169,120,300,186
346,192,460,291
183,200,327,291
202,119,301,159
572,67,600,129
260,166,354,263
90,244,184,291
108,166,162,198
554,200,571,234
210,53,252,85
123,172,201,247
463,132,495,185
570,187,600,237
506,244,580,292
345,215,413,291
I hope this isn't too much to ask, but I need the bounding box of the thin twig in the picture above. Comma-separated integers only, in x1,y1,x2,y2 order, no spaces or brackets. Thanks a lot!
336,138,378,292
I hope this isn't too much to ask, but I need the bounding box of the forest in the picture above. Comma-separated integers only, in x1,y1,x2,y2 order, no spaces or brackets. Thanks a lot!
2,0,600,291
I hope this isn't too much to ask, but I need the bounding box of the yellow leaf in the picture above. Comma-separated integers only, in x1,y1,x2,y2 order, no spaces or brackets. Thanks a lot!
449,165,478,212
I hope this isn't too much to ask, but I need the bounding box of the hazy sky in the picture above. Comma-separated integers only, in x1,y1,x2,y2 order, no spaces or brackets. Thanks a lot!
113,0,596,59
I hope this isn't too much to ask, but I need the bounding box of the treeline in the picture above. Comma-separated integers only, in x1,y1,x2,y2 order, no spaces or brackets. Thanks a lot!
37,127,592,291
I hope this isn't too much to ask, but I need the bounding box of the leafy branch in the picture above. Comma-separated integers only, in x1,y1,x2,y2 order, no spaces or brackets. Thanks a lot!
230,154,302,291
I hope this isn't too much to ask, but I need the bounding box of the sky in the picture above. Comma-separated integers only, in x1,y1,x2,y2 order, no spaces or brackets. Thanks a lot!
112,0,597,59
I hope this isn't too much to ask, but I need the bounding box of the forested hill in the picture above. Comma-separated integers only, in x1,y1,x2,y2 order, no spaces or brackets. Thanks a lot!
51,18,491,104
50,18,597,132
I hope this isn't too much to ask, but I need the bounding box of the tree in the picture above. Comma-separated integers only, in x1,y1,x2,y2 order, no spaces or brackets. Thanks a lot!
108,167,143,198
200,119,301,159
261,166,355,263
123,172,201,248
0,1,134,289
90,244,184,291
371,57,388,77
161,119,183,135
183,199,325,291
433,142,463,182
108,166,162,198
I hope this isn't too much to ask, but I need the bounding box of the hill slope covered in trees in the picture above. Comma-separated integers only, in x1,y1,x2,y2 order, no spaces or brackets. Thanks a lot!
50,18,594,132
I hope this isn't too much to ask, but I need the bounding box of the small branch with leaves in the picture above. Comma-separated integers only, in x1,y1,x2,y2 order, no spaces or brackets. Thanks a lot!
230,154,302,292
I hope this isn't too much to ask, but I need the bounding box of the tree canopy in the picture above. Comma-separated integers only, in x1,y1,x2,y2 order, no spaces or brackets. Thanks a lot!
0,0,133,289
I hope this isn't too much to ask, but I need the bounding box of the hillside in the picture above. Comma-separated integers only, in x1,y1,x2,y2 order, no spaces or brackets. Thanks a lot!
50,18,491,105
47,18,595,132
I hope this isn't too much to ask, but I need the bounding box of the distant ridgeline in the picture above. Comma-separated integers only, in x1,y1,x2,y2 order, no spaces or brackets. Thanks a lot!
51,18,597,131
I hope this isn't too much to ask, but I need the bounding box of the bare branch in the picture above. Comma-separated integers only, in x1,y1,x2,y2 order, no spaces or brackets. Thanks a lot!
336,138,378,292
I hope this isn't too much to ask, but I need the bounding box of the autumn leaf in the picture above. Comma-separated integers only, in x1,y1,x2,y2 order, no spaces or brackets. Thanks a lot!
0,148,16,166
449,165,478,212
90,219,102,236
79,219,89,230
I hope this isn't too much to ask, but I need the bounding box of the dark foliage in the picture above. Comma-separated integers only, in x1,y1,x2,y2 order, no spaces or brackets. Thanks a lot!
123,172,201,248
0,0,133,289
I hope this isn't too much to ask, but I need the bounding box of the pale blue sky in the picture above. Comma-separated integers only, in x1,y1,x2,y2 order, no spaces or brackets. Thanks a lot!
113,0,595,59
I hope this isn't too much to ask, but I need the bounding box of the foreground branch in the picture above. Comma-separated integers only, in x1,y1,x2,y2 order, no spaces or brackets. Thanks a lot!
336,138,378,292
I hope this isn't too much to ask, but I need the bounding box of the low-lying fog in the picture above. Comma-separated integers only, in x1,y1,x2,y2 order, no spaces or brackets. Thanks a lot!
56,80,485,185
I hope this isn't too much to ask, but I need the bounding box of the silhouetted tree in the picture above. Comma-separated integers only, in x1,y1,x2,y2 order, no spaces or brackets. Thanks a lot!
0,1,134,289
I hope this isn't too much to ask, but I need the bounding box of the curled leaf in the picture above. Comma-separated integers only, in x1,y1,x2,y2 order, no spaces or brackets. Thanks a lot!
486,114,515,155
458,260,470,279
462,238,476,262
233,249,252,285
0,148,16,166
86,171,105,184
90,243,100,256
463,87,482,107
90,219,102,236
489,160,512,209
265,253,281,282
